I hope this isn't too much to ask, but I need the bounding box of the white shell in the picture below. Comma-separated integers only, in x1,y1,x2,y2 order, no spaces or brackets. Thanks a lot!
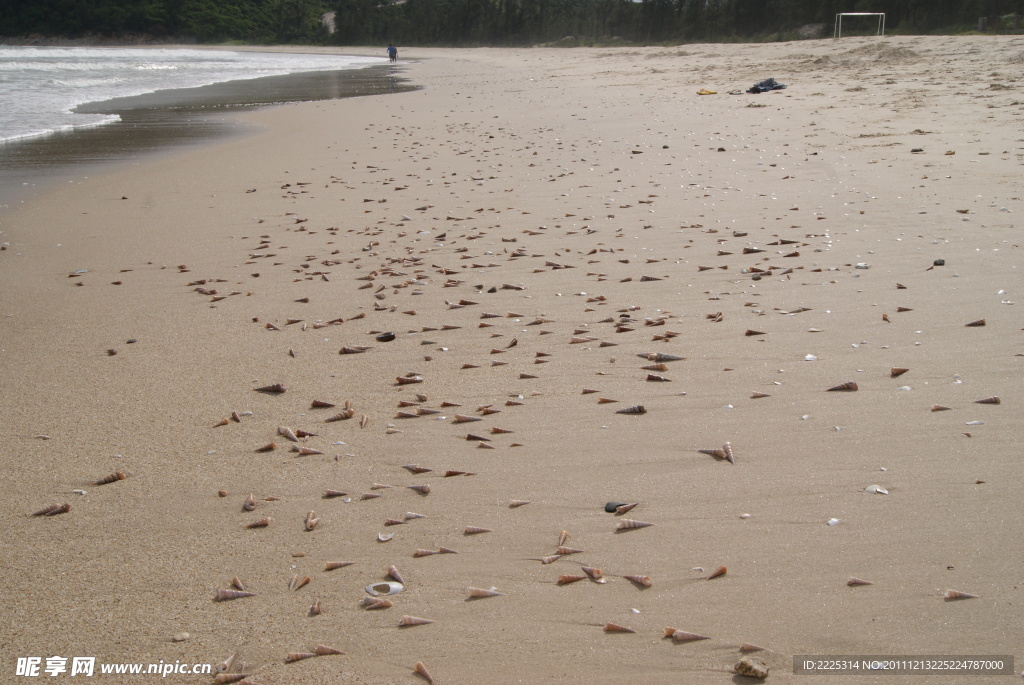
864,485,889,495
366,581,404,596
827,518,841,526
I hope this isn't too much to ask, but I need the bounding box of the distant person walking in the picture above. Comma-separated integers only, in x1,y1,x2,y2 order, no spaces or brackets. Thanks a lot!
387,44,398,62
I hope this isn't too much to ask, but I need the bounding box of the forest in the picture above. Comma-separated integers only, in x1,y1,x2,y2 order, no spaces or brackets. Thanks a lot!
1,0,1022,45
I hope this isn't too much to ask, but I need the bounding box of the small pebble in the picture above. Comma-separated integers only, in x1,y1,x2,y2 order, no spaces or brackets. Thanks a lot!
172,632,189,642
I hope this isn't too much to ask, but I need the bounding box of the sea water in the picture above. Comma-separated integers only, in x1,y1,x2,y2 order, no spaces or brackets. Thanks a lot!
0,47,385,144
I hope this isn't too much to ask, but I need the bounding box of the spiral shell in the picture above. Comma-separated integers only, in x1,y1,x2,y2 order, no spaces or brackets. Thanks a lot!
616,519,654,531
622,574,652,587
400,615,434,627
707,565,727,580
413,661,433,684
214,589,256,601
324,561,355,571
615,405,647,415
32,503,71,517
95,471,127,486
467,586,504,598
663,627,710,642
285,652,317,663
943,589,978,600
603,623,636,633
254,383,286,393
827,381,858,392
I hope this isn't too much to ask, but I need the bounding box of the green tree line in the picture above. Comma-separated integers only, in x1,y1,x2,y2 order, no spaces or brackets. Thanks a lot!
1,0,1021,44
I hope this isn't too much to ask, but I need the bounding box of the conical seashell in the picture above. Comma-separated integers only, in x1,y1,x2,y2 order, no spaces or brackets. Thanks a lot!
622,574,652,587
827,381,858,392
384,518,407,526
509,500,531,508
740,643,767,653
325,561,355,571
361,597,392,609
847,577,873,586
438,547,459,554
387,565,404,584
964,319,985,327
407,484,431,495
311,399,336,408
213,417,230,427
246,517,271,529
255,442,276,452
396,375,423,385
243,493,257,511
295,429,318,438
453,414,482,423
557,529,570,546
540,555,562,564
616,519,654,531
32,503,71,516
555,546,584,555
581,566,603,581
642,363,669,372
604,622,637,633
464,526,492,535
663,627,711,642
314,645,343,655
404,511,427,520
614,502,639,515
722,442,735,464
931,404,952,412
255,383,286,393
215,652,237,673
477,441,496,449
322,489,348,498
943,589,978,600
615,405,646,415
213,675,251,685
707,565,727,580
290,575,311,591
395,411,418,419
413,661,434,684
215,589,256,601
415,408,442,416
490,426,513,434
285,652,318,663
230,577,246,591
467,586,504,598
294,446,324,456
400,615,435,627
734,656,769,679
413,549,438,557
750,392,771,399
597,397,618,404
974,396,1000,405
745,330,766,337
890,367,910,377
325,409,355,422
278,426,299,442
371,483,393,490
699,448,727,460
361,493,382,500
557,574,588,585
304,511,319,531
444,470,467,477
95,471,126,486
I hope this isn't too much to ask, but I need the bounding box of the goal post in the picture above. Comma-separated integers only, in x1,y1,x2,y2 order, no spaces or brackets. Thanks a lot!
834,12,886,38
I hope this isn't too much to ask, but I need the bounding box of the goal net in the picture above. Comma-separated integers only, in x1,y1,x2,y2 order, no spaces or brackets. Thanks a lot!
834,12,886,38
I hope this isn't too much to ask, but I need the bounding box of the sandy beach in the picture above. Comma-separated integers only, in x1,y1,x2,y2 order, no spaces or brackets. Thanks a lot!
1,37,1022,684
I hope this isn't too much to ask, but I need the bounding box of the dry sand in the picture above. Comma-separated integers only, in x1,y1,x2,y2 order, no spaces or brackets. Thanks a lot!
1,36,1022,684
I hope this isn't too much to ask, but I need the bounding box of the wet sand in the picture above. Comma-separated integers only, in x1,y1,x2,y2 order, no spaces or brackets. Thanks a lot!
1,38,1022,684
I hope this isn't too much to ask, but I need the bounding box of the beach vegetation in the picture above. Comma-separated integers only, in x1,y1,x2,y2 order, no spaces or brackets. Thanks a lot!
0,0,1020,44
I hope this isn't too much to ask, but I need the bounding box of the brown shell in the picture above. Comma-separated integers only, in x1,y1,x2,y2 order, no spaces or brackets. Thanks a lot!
622,574,652,587
245,517,271,529
413,661,434,684
581,566,603,581
890,367,910,377
215,589,256,601
557,574,588,585
847,577,873,586
974,396,1000,405
95,471,127,486
255,383,286,393
387,565,405,584
964,318,986,327
707,565,727,580
407,484,431,495
314,645,343,655
32,503,71,517
467,586,504,598
324,561,355,571
943,589,978,600
464,526,492,535
827,381,858,392
361,597,393,609
663,627,711,642
615,405,647,415
603,622,636,633
284,652,318,663
413,549,438,557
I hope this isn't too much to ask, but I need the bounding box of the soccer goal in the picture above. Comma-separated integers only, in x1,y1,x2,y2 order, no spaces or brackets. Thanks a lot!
834,12,886,38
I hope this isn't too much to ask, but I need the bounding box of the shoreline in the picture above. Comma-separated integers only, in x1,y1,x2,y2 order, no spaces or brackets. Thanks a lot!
1,38,1021,684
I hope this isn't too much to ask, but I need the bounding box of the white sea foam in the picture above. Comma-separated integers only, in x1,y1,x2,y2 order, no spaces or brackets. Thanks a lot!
0,47,384,144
